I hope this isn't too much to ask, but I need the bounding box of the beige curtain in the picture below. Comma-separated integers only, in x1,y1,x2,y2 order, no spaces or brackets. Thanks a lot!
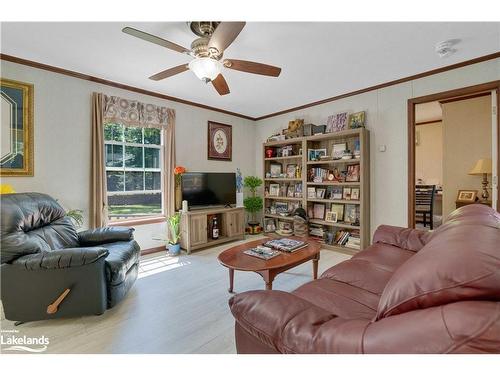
90,92,109,228
163,109,176,216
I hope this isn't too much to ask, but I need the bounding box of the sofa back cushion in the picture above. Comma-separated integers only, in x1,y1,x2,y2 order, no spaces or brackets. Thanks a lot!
376,205,500,320
1,193,79,263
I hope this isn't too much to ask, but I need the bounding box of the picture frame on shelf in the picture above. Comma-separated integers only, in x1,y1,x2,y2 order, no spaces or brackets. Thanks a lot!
350,187,360,200
331,186,343,200
325,211,338,223
295,183,303,198
269,183,280,197
289,201,300,212
275,201,289,215
307,187,316,198
270,162,282,177
326,112,348,133
280,184,287,197
313,203,326,220
315,149,327,159
308,149,316,161
332,143,347,160
332,167,344,182
316,188,326,199
345,204,360,225
348,111,366,129
330,203,345,221
343,187,351,200
286,164,297,178
307,206,314,218
287,184,296,197
264,218,277,233
345,164,360,182
456,190,478,203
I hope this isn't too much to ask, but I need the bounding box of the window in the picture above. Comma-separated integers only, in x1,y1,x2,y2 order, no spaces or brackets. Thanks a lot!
104,123,163,221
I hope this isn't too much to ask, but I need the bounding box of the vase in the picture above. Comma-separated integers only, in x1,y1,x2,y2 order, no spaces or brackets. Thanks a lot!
168,243,181,256
175,185,182,211
236,192,244,207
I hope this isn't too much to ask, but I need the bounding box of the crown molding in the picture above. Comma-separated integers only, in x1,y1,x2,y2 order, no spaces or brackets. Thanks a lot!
0,53,256,121
254,51,500,121
2,51,499,122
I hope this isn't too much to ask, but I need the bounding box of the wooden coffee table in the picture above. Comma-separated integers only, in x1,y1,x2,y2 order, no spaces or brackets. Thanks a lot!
217,237,320,292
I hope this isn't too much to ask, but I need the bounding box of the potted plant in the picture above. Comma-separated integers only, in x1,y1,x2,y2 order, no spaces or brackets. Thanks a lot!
243,176,263,235
167,212,182,255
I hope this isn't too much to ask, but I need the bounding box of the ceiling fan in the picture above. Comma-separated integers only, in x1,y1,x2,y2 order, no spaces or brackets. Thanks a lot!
122,22,282,96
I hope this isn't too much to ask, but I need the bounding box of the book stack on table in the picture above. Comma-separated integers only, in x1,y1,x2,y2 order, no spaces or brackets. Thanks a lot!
262,238,308,253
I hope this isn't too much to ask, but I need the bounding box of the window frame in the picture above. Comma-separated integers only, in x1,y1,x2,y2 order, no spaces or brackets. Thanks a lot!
104,123,165,223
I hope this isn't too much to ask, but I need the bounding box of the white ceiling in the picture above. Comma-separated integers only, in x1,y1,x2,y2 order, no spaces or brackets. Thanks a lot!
1,22,499,118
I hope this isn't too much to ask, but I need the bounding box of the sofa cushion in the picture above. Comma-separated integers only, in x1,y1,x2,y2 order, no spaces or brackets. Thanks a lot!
293,279,379,320
376,206,500,320
100,240,140,285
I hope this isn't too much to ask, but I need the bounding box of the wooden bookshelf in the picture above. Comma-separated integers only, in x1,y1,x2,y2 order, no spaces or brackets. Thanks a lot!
262,128,370,253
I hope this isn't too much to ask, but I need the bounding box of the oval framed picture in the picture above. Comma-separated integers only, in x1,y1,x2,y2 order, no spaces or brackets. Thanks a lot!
208,121,232,161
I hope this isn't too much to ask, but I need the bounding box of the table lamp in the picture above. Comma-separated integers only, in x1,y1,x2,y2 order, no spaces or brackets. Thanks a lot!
468,158,492,201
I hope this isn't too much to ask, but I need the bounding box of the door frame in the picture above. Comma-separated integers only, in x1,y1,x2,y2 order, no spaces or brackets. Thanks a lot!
407,80,500,227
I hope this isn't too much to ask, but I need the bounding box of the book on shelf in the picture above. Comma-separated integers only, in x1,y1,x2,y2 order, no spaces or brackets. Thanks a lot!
263,238,308,252
309,224,325,237
243,246,280,260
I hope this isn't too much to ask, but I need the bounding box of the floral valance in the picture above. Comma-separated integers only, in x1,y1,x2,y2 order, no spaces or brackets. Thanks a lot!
103,95,175,129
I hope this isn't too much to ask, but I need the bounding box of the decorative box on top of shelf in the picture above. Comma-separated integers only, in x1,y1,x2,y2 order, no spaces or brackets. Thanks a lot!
262,127,370,253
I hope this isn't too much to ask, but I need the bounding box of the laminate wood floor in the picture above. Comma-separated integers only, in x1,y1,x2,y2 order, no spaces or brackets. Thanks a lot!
0,236,350,354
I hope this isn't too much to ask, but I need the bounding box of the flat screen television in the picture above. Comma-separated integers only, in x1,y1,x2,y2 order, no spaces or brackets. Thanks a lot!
181,172,236,209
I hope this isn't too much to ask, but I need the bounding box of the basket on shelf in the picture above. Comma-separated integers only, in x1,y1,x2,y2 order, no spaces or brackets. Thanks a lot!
293,215,308,237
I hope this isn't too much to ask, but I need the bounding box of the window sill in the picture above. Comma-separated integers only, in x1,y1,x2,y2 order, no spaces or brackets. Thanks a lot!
108,216,166,227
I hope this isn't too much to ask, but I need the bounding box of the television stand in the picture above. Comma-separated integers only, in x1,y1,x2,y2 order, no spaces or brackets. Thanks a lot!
180,206,245,254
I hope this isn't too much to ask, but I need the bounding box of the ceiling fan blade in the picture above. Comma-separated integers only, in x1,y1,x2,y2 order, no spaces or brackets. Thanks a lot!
208,22,246,53
224,59,281,77
149,64,189,81
122,27,191,55
211,74,230,95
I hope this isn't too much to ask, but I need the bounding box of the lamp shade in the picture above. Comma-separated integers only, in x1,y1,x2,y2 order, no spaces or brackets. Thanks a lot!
188,57,222,81
468,158,492,175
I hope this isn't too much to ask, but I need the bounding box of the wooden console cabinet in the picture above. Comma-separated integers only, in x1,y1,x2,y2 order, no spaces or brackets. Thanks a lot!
180,207,245,254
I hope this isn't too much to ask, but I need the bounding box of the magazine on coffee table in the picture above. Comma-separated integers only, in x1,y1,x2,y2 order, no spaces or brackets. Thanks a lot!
262,238,308,253
243,246,280,260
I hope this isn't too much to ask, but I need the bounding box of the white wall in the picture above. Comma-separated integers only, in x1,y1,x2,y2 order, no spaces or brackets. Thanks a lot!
442,95,492,218
255,58,500,237
415,122,443,185
0,60,255,250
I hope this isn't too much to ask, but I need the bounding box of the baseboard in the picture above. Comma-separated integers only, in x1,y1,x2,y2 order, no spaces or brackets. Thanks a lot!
141,246,165,256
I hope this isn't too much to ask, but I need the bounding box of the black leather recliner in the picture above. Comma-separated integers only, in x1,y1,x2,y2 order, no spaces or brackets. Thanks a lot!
0,192,141,323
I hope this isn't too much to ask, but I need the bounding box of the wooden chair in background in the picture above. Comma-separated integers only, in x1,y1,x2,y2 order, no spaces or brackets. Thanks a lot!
415,185,436,229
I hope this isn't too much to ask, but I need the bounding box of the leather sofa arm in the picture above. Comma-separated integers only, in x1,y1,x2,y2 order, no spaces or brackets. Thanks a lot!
363,301,500,353
372,225,432,252
229,290,369,353
78,227,134,246
11,247,109,271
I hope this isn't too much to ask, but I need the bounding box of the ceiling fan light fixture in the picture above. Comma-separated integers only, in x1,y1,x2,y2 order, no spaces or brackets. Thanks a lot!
188,57,222,82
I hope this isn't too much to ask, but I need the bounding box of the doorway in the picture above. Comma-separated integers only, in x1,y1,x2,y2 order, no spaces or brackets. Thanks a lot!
408,81,500,229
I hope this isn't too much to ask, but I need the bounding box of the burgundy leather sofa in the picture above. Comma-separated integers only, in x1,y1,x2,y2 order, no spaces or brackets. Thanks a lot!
229,204,500,353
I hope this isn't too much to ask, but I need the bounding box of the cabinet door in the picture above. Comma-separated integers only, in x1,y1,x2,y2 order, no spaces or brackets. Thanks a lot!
226,210,245,237
189,214,207,246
